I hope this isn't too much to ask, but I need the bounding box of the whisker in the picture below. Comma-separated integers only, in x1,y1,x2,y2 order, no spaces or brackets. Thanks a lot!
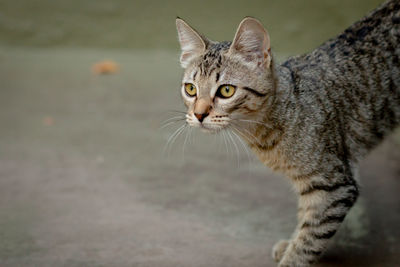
230,128,253,173
161,115,185,124
230,121,263,150
189,127,194,145
182,125,191,159
166,110,187,114
168,124,187,156
221,130,230,156
230,126,253,163
164,124,184,150
217,129,224,153
160,118,186,129
230,124,263,155
224,129,235,159
226,130,240,167
163,124,186,156
190,126,197,146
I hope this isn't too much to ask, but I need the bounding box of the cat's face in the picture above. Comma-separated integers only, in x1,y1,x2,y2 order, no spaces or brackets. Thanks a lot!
176,18,274,133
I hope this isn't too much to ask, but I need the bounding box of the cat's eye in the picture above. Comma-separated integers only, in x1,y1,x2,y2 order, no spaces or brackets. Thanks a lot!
184,83,197,97
217,85,236,98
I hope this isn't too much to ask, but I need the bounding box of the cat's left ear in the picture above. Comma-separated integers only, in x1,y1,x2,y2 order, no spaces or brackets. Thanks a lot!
229,17,271,69
176,18,208,68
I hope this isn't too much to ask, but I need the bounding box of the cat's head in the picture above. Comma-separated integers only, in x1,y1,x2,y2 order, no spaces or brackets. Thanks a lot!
176,17,275,133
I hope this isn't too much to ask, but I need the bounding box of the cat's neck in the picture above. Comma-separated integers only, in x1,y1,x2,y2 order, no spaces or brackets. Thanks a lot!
238,63,292,151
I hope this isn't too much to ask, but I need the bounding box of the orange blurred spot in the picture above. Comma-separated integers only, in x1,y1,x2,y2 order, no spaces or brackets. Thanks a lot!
92,60,120,75
43,116,54,126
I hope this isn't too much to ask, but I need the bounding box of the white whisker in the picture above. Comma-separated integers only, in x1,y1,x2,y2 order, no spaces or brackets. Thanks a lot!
227,130,240,167
169,125,187,154
230,125,253,165
160,119,185,129
161,115,185,124
221,130,230,156
224,129,235,159
163,124,186,156
230,121,263,151
166,110,187,114
182,125,191,159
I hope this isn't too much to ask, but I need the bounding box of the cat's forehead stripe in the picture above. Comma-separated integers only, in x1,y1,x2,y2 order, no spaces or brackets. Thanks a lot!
198,41,231,77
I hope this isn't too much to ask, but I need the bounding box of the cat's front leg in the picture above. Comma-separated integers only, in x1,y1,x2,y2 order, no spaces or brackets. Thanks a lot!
277,172,359,266
272,202,307,262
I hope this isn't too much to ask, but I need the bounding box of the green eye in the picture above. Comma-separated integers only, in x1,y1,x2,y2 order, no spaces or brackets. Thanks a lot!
217,85,236,98
185,83,197,97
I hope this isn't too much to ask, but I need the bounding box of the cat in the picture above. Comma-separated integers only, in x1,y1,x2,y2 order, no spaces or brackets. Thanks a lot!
174,0,400,266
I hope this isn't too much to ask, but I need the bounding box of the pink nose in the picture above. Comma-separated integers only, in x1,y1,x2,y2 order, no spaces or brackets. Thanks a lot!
194,112,208,122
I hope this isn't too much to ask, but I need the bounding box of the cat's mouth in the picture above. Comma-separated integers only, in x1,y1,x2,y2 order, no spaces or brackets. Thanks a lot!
186,113,229,133
197,122,228,134
187,120,224,133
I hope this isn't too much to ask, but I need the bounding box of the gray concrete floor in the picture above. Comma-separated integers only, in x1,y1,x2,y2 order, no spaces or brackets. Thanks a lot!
0,47,399,267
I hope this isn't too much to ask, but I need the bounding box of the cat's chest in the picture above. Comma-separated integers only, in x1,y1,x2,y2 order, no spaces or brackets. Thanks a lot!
247,128,301,177
251,142,300,178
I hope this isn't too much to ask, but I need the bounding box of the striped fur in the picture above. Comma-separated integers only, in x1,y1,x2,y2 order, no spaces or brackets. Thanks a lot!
176,0,400,266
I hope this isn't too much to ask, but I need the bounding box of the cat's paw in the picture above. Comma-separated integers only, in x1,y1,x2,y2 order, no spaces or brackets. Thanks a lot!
272,239,290,263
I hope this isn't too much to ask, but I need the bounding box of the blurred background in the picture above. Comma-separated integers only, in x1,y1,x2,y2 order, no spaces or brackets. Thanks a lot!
1,0,399,266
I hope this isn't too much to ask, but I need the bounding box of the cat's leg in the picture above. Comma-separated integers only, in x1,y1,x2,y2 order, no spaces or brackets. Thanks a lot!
272,239,290,262
278,171,359,267
272,204,306,262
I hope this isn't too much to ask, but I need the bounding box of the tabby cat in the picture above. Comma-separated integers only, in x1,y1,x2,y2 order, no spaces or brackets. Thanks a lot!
175,0,400,266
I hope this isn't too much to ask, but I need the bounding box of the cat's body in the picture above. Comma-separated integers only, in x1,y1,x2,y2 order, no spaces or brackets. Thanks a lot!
175,0,400,266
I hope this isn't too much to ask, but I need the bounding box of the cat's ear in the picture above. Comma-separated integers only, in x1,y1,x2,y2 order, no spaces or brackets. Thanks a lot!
176,18,207,68
229,17,271,68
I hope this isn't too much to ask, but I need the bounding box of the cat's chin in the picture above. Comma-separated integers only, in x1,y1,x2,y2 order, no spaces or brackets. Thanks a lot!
199,125,223,134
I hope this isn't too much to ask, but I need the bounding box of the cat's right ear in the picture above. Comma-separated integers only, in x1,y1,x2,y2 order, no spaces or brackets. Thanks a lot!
176,18,207,68
229,17,271,69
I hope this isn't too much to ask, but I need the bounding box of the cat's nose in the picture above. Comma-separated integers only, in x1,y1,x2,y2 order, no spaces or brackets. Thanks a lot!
194,98,211,123
194,112,209,123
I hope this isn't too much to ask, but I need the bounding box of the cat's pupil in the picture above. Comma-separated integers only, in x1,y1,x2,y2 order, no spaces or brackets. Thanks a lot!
225,87,229,92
